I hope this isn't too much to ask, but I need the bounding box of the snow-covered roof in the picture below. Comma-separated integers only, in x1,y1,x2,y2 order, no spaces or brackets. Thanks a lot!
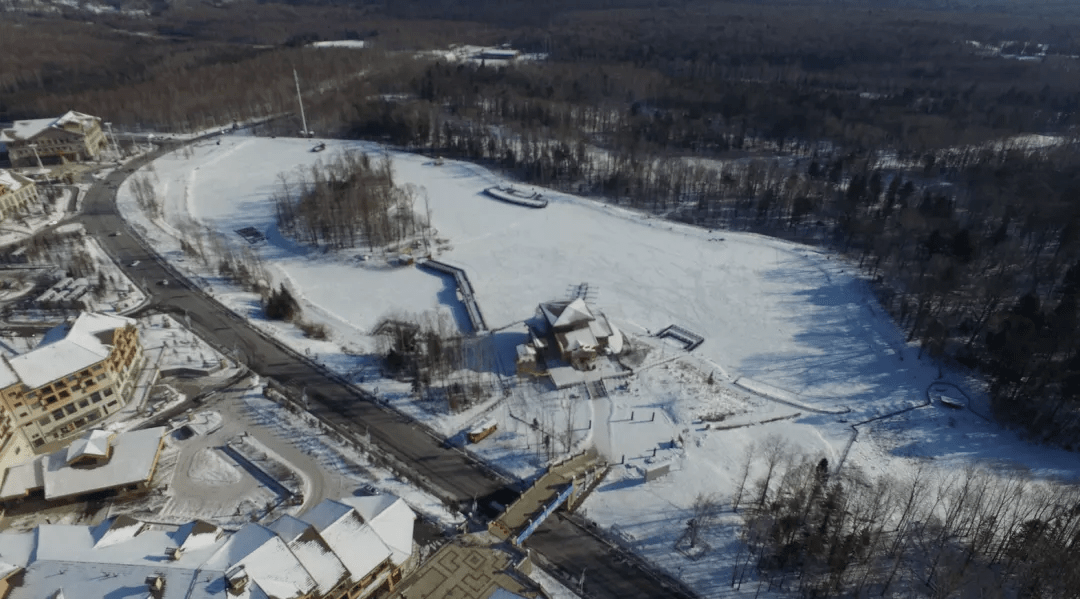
0,456,45,501
561,326,598,352
0,495,415,599
174,520,223,551
8,312,133,390
606,320,624,354
41,427,165,500
301,499,392,581
0,170,33,194
0,531,34,568
340,495,416,566
516,344,536,360
66,429,111,464
276,522,347,595
203,524,316,599
0,360,18,390
266,515,310,543
0,111,99,143
0,561,20,580
20,521,227,599
555,298,594,328
0,118,55,143
93,515,146,548
588,313,614,339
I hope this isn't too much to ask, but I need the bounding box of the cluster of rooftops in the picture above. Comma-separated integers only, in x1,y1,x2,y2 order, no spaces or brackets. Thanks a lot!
0,493,415,599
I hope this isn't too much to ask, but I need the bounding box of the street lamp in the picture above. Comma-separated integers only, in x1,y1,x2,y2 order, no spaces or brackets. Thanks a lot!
26,143,53,202
27,143,45,171
104,122,120,161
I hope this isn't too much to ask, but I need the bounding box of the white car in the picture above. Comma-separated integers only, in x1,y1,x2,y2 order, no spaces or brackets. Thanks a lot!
129,260,140,267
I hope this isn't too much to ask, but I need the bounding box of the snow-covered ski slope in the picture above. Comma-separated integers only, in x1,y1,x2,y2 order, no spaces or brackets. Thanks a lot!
120,136,1080,598
179,138,908,409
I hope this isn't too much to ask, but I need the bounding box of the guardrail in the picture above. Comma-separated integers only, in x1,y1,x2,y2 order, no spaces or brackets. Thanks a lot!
417,259,487,332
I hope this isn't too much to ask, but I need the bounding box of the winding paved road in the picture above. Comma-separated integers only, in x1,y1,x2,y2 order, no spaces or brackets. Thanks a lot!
76,135,696,599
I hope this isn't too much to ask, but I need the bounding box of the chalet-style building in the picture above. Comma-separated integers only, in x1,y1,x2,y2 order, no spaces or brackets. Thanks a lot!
0,111,108,167
0,494,417,599
0,427,166,504
0,170,37,220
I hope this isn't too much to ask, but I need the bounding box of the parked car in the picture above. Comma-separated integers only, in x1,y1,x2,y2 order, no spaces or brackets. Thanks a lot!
129,260,140,267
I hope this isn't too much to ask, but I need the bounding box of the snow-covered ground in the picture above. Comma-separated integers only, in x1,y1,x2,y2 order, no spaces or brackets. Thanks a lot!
119,136,1080,597
309,40,367,49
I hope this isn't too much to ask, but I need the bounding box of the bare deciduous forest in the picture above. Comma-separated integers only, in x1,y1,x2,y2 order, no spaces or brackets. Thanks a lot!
6,0,1080,593
273,151,428,251
734,440,1080,598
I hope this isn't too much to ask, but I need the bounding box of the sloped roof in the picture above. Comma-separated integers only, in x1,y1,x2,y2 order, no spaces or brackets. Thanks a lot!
0,495,416,599
174,520,222,551
606,320,624,354
0,561,19,580
540,298,595,330
281,526,348,595
0,118,55,144
561,327,598,352
43,427,165,501
92,515,145,548
340,495,416,566
301,500,392,582
553,298,594,328
9,312,134,390
204,524,316,599
66,429,111,465
0,111,99,144
0,170,33,194
266,515,311,544
0,455,45,501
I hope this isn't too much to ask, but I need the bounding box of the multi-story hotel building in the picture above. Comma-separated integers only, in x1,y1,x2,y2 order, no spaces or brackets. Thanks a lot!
0,111,109,167
0,312,145,464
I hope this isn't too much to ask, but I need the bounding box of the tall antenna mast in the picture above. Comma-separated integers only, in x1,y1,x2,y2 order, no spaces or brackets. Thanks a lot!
293,69,309,137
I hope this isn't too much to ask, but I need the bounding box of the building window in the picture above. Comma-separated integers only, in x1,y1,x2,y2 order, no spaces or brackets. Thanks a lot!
50,409,63,420
39,416,51,426
103,388,114,397
32,439,44,448
31,401,41,410
96,374,106,381
63,404,76,416
77,399,89,408
106,400,117,407
91,392,102,403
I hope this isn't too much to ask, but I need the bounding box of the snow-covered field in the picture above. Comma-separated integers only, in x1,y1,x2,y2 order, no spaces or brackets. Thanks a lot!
119,136,1080,597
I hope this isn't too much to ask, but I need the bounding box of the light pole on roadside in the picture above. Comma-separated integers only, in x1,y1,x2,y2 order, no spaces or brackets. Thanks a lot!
104,122,121,161
27,143,54,206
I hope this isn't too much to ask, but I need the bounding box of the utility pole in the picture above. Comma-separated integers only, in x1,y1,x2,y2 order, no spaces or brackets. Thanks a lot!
293,69,310,138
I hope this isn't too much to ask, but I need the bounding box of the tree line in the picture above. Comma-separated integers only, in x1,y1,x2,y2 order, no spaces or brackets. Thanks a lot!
733,438,1080,598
